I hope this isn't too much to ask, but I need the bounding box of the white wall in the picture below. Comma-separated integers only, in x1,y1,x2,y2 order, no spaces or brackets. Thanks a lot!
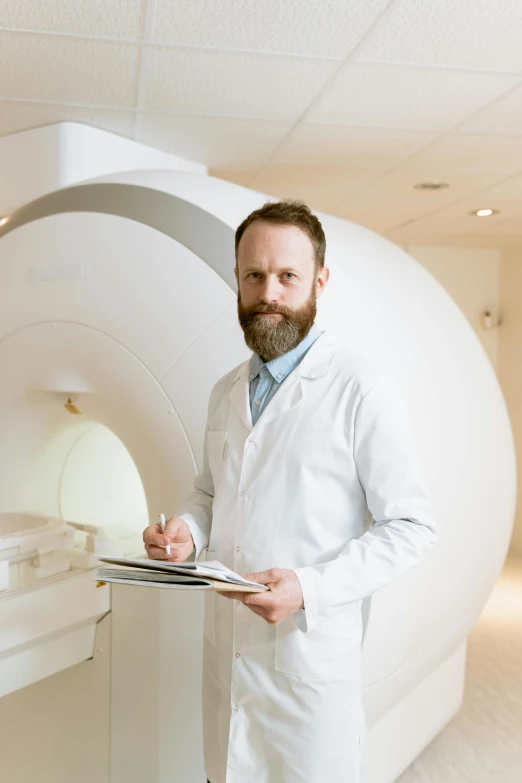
405,246,502,371
498,250,522,556
406,244,522,556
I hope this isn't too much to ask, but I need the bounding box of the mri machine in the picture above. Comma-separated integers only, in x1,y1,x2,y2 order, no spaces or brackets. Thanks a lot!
0,123,517,783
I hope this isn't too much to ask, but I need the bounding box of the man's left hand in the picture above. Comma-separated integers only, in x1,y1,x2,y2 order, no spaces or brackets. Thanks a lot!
218,568,304,624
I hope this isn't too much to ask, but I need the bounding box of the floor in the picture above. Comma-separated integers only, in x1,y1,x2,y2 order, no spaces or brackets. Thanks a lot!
397,549,522,783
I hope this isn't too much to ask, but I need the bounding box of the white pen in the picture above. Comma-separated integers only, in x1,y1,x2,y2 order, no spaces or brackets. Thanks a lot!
159,513,171,556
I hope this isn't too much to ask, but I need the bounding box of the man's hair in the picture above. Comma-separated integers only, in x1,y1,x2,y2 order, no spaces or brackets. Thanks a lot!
235,200,326,269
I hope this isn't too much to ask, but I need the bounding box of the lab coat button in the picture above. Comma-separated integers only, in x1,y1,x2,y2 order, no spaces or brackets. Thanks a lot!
234,705,240,711
236,546,240,552
240,491,245,497
236,652,240,658
248,437,254,443
236,600,241,606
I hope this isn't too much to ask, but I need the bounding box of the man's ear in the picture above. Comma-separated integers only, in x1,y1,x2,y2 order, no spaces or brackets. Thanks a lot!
315,266,330,299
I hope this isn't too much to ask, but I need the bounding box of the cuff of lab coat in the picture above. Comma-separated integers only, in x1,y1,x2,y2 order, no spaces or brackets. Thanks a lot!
292,567,319,633
178,514,208,561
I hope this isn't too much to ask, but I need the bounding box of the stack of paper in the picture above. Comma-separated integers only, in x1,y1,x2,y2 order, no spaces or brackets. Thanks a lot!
96,556,269,592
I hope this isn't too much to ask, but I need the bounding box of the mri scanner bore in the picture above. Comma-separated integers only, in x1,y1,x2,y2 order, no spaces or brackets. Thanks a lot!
0,124,516,783
0,425,149,593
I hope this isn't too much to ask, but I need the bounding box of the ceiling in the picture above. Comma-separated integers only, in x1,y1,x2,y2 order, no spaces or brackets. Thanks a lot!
2,0,522,247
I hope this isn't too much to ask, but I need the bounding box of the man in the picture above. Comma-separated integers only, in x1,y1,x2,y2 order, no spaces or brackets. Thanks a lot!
143,200,438,783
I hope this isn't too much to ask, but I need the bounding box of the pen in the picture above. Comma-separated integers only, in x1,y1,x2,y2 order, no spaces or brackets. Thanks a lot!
159,513,171,556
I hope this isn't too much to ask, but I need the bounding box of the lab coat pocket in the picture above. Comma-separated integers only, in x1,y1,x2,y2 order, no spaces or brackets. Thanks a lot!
275,605,359,679
207,430,227,490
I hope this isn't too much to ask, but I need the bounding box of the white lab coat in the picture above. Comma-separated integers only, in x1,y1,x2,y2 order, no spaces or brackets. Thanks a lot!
177,331,437,783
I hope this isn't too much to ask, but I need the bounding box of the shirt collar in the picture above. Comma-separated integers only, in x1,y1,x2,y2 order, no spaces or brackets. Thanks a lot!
249,323,322,384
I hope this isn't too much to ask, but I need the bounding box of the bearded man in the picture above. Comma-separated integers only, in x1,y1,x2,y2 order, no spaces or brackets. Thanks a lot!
143,200,437,783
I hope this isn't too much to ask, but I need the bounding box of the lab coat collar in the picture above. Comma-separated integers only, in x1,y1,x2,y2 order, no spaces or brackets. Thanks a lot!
298,329,337,379
228,330,337,431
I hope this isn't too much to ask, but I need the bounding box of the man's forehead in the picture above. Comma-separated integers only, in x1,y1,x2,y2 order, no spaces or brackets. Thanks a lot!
237,221,314,259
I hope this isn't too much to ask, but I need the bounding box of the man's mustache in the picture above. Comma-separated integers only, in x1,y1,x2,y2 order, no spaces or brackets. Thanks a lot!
244,304,292,317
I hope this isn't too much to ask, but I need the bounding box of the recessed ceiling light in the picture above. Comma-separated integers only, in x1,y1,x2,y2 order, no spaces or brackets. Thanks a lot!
414,181,450,190
0,216,9,226
470,208,499,217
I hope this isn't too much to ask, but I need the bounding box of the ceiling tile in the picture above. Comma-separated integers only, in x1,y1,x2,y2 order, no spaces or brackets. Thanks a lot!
274,124,440,167
0,100,136,137
345,168,505,214
404,213,504,237
307,63,520,130
483,214,522,236
338,194,437,231
356,0,522,73
209,165,260,187
0,0,147,40
387,225,501,248
0,32,140,107
384,186,522,240
386,220,507,247
461,85,522,135
409,175,522,222
151,0,390,58
405,132,522,176
141,47,337,120
477,174,522,204
248,163,386,214
138,114,292,165
336,204,428,233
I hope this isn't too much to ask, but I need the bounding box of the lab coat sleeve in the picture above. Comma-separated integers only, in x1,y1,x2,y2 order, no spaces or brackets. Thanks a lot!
293,376,438,633
174,399,217,560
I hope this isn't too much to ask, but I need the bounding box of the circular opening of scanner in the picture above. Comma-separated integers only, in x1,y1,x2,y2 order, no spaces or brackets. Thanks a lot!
0,313,205,594
59,422,148,539
0,409,148,592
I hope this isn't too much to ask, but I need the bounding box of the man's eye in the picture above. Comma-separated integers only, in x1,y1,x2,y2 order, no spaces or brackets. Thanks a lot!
283,273,295,279
248,273,260,280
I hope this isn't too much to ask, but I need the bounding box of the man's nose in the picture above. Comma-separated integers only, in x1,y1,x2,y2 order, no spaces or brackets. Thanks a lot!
259,276,282,303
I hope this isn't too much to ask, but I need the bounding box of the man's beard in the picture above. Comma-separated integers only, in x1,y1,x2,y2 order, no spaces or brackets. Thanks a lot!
237,289,317,362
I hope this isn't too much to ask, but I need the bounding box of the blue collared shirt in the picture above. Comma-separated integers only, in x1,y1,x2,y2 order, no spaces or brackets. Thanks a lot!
249,323,322,426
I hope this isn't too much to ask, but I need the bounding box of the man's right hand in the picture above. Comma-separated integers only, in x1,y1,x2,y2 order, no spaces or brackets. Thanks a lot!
142,516,194,562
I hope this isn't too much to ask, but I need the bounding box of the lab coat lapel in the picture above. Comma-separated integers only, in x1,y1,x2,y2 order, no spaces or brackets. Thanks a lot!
255,370,304,428
256,332,338,428
228,361,253,432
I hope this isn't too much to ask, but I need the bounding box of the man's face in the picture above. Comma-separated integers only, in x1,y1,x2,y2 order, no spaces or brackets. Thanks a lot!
235,221,329,362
